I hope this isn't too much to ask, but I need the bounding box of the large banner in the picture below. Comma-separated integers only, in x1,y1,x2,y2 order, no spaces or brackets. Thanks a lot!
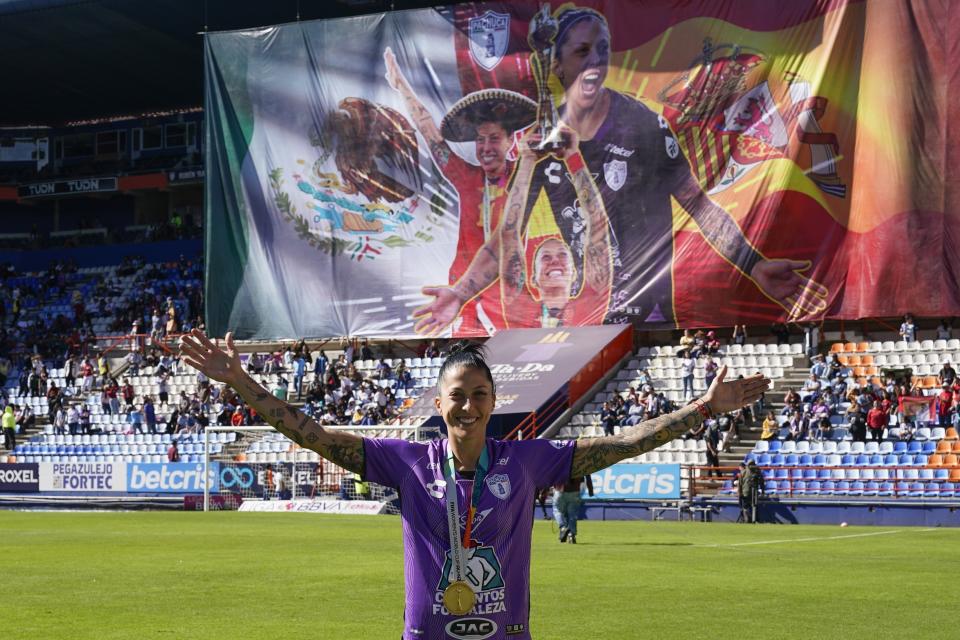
588,463,682,500
206,0,959,339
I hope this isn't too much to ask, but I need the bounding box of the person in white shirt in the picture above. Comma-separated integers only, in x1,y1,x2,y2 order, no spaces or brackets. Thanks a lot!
680,350,696,399
899,314,916,343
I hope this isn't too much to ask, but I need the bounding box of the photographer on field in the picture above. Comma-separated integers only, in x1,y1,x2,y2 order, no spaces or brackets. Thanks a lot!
737,459,765,524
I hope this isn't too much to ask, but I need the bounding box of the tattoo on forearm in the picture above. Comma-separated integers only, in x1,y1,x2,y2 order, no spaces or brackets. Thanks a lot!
676,177,763,275
571,168,612,292
320,442,364,474
570,404,705,477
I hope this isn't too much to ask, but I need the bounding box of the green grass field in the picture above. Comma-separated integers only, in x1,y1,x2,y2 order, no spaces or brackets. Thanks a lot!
5,512,953,639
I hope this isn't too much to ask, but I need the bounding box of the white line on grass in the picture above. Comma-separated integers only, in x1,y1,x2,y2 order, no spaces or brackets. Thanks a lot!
697,528,938,548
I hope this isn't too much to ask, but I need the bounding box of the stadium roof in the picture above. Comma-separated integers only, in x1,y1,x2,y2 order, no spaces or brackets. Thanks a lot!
0,0,448,127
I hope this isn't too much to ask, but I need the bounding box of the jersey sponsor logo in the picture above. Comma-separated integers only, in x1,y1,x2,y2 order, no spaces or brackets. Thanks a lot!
544,161,563,184
425,479,447,499
604,143,635,158
460,507,493,530
445,618,498,640
664,135,680,159
485,473,511,500
505,623,526,635
468,10,510,71
434,545,507,616
603,158,627,191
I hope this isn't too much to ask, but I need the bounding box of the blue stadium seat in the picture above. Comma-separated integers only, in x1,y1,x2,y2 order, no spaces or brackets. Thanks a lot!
806,481,821,495
762,469,775,481
720,480,734,494
817,468,832,480
921,441,937,455
893,441,908,454
770,454,786,466
908,482,924,497
895,481,910,496
813,454,827,466
793,481,807,495
758,454,773,466
883,454,899,466
898,454,913,466
841,454,857,466
935,469,950,480
878,482,894,497
799,454,813,466
919,469,935,481
802,468,817,480
923,483,940,498
853,454,869,466
907,441,922,454
849,481,865,496
863,482,879,496
941,483,956,498
768,441,782,453
912,455,928,466
869,454,884,466
785,454,800,466
766,481,779,494
835,481,851,495
775,468,789,480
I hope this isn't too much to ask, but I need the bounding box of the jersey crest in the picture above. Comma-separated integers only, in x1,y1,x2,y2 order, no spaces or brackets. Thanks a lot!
603,158,627,191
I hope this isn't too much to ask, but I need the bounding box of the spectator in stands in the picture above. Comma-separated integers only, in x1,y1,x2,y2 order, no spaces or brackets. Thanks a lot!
731,324,747,346
804,322,820,357
282,346,294,372
703,356,718,390
143,396,157,434
866,400,888,442
937,383,954,427
936,319,953,340
785,410,807,441
314,350,328,381
760,411,779,441
293,353,306,400
16,368,28,398
680,350,696,400
847,405,866,442
938,360,956,387
157,371,170,406
53,404,67,436
679,329,695,353
15,404,34,436
810,354,827,380
815,415,832,441
423,340,440,359
272,376,289,401
771,322,790,345
801,374,821,403
79,404,91,435
66,403,80,436
106,378,121,415
899,314,916,343
704,331,721,355
2,405,15,450
46,381,62,421
826,354,843,380
97,353,110,385
121,378,135,408
128,404,144,434
600,401,617,437
167,440,181,462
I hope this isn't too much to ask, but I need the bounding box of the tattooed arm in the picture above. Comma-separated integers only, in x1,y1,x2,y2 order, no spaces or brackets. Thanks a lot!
566,143,612,296
179,330,363,474
570,365,770,477
384,46,452,169
570,402,705,477
499,138,539,312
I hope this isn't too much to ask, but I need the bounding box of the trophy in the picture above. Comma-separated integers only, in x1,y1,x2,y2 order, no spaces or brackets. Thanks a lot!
527,4,562,150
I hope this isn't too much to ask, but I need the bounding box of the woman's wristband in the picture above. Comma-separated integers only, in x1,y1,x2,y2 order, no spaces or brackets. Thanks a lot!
566,151,586,174
694,399,713,420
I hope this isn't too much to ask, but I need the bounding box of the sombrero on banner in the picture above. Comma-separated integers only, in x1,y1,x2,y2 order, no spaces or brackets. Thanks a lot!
440,88,537,142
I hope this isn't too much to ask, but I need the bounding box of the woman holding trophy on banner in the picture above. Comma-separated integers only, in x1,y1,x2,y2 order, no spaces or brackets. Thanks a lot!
411,3,829,335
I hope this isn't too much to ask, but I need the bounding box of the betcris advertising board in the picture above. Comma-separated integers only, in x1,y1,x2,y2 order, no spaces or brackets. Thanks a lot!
588,463,681,500
127,463,220,494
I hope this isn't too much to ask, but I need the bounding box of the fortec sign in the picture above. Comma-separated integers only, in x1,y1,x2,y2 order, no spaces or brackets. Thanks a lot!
127,463,220,494
589,464,681,500
39,462,127,492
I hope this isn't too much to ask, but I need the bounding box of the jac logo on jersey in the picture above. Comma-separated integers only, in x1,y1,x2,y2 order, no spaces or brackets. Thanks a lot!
446,618,497,640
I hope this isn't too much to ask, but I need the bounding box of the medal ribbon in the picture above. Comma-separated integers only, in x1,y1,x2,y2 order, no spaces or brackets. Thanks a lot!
443,441,490,583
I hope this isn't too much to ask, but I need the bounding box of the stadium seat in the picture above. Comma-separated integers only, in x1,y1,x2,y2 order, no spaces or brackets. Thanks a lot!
850,441,865,454
806,481,821,495
822,442,838,454
799,454,813,467
813,455,827,467
877,482,894,497
768,440,782,453
908,482,925,497
841,454,857,466
941,482,956,498
780,441,797,454
928,454,944,467
785,454,800,466
907,441,922,454
835,481,851,495
817,468,832,480
864,441,880,455
766,481,779,494
854,454,870,466
893,441,908,455
836,442,852,455
849,481,864,496
821,481,836,495
862,481,879,496
868,454,884,467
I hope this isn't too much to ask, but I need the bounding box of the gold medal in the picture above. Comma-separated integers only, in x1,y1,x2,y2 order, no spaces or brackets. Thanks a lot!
443,580,476,616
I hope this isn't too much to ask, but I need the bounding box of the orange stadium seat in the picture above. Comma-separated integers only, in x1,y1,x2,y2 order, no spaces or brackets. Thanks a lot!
846,355,861,366
946,428,959,442
950,468,960,481
843,342,858,352
922,376,939,388
936,440,952,454
942,454,959,468
860,355,874,365
952,441,960,454
853,366,867,377
837,355,849,366
830,343,844,354
927,454,944,467
856,342,870,352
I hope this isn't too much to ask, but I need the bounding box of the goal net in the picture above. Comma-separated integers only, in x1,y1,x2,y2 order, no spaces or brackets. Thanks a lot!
202,424,423,512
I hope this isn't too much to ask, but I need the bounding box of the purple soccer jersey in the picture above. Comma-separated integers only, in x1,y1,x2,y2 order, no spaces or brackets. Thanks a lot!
363,437,575,639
